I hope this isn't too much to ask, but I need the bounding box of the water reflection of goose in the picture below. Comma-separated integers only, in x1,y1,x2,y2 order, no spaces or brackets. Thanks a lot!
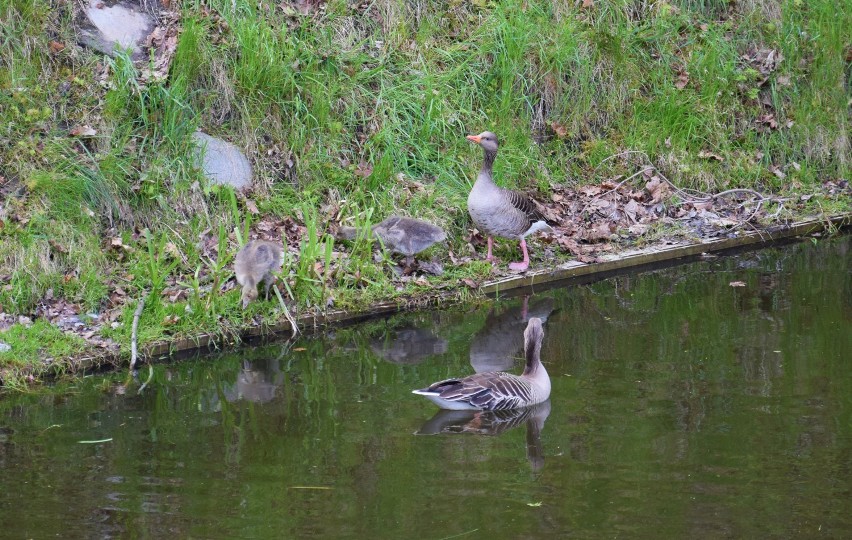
413,318,550,410
223,358,284,403
416,400,551,472
369,326,449,365
470,296,555,373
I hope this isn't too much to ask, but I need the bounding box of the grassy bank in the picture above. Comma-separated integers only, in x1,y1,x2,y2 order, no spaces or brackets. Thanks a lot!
0,0,849,388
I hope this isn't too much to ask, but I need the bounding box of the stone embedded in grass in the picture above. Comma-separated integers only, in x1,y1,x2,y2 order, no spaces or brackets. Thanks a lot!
0,342,10,353
77,0,156,60
191,132,253,191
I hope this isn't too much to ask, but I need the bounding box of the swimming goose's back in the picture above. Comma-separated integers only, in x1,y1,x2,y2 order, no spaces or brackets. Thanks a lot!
413,317,549,411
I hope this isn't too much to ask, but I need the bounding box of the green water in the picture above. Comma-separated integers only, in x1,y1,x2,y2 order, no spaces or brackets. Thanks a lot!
1,237,850,538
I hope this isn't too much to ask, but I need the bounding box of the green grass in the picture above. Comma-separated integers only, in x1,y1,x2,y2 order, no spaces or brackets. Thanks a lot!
0,0,849,385
0,320,85,388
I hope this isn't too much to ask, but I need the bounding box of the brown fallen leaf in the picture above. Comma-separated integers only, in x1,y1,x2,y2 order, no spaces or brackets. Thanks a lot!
623,199,641,222
579,185,603,197
164,242,181,259
697,150,724,162
354,161,373,178
49,240,68,254
461,278,479,289
729,281,746,287
757,114,778,130
244,199,260,215
581,0,594,8
675,70,689,90
628,223,650,235
584,221,614,243
768,164,786,179
145,27,166,48
645,177,669,204
70,125,97,137
49,41,65,53
168,290,187,303
549,121,569,139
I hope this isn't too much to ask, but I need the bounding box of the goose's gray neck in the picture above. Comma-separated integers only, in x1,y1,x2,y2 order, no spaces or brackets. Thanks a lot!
479,149,497,179
522,338,542,377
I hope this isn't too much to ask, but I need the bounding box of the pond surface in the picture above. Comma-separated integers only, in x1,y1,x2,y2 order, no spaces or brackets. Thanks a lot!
1,237,850,538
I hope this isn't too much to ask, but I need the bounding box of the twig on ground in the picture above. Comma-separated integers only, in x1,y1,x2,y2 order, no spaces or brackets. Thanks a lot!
591,150,792,230
129,293,147,371
582,166,654,214
706,188,766,202
732,199,765,230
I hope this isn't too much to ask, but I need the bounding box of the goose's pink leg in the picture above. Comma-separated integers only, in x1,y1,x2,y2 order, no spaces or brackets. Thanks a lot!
508,239,530,272
485,236,495,262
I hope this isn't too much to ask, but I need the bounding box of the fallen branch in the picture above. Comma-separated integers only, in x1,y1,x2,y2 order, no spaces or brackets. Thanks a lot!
732,199,765,230
581,166,654,215
589,150,793,233
129,293,147,371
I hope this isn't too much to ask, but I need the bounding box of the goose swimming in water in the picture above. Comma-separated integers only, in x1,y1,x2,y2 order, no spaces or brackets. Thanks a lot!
412,317,550,410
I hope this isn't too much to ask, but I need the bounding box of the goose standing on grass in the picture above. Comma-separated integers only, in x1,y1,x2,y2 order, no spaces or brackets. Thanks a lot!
466,132,554,272
412,317,550,410
336,215,447,266
234,240,283,308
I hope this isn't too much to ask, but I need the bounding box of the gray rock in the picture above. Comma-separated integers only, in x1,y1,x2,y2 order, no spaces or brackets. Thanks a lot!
0,342,10,353
78,0,156,60
191,132,253,191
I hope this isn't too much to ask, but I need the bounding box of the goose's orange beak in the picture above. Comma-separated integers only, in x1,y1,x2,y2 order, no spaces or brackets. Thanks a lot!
466,135,481,144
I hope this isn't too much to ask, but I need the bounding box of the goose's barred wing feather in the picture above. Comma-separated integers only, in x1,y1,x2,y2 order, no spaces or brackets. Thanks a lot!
503,189,554,226
423,372,534,411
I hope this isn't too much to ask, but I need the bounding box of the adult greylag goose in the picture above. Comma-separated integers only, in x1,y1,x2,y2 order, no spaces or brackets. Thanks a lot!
234,240,283,308
336,215,447,266
412,317,550,410
466,131,554,271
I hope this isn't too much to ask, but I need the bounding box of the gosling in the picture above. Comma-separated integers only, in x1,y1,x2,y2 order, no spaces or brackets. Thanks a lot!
336,216,446,266
234,240,283,308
